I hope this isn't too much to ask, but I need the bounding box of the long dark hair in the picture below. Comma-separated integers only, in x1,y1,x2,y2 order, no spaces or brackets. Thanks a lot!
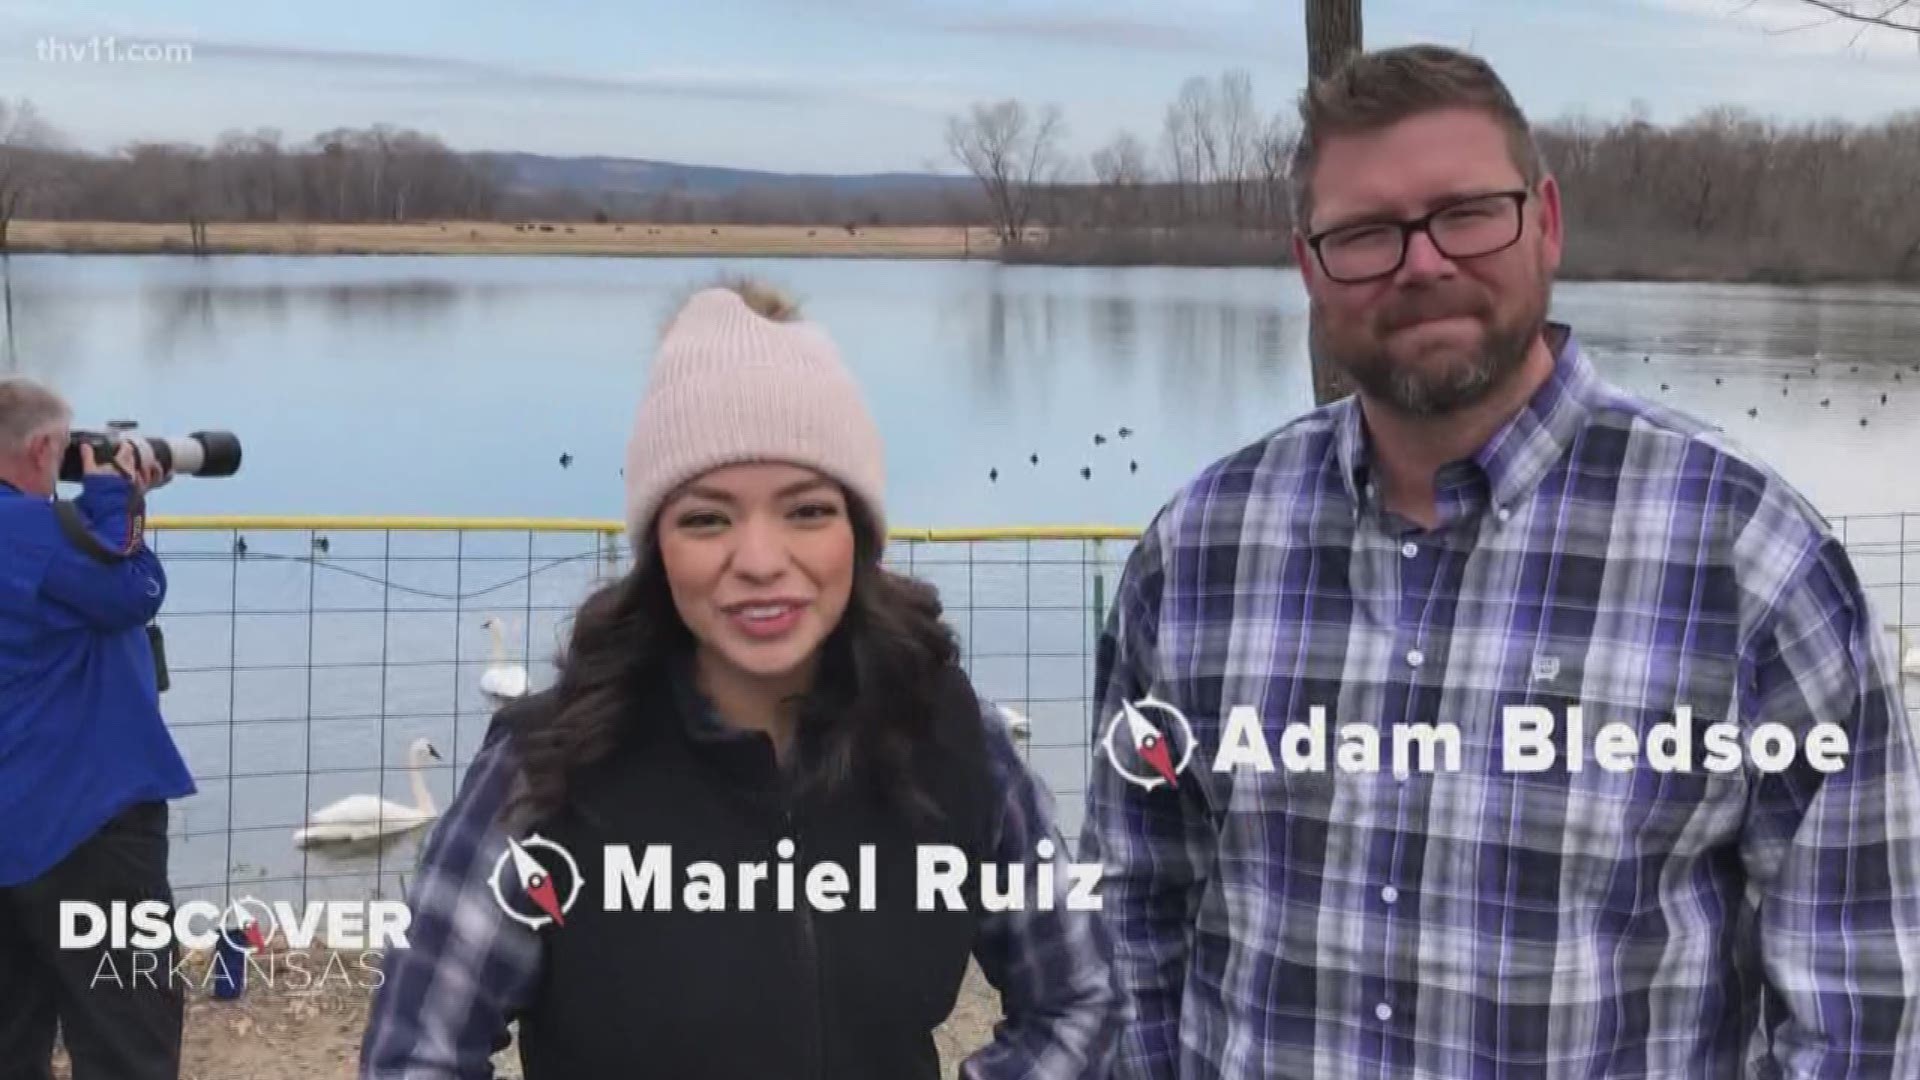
502,491,964,826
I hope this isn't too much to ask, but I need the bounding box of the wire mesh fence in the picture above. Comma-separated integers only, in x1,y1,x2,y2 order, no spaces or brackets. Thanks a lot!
143,519,1136,911
141,511,1920,911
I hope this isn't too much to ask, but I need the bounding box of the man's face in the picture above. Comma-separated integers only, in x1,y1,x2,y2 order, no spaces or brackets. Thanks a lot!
1293,107,1563,418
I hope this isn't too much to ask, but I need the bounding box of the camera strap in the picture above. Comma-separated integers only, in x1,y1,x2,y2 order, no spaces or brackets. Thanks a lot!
50,496,168,691
49,484,145,557
52,499,130,563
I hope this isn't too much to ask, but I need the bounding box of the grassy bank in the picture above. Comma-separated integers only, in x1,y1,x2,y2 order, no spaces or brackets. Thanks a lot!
2,220,998,259
1001,227,1920,286
9,220,1915,286
999,227,1290,269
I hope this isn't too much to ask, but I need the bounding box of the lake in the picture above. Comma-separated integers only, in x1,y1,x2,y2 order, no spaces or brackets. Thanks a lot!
5,255,1919,907
11,255,1920,525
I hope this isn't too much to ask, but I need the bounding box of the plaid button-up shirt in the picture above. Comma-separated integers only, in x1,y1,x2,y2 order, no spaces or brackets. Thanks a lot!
1080,323,1920,1078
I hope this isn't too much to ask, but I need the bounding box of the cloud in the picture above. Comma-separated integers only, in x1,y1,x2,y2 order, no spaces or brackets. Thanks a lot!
188,40,935,108
2,13,966,116
778,0,1283,61
926,11,1269,58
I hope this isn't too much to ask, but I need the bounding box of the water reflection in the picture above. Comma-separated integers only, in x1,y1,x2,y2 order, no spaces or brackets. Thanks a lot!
1092,295,1137,368
140,279,472,361
963,272,1303,436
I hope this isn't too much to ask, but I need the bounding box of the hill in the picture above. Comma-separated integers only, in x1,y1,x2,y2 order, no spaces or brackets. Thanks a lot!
472,151,974,203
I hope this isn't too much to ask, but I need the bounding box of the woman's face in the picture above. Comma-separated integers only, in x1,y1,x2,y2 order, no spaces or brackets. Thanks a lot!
655,462,857,693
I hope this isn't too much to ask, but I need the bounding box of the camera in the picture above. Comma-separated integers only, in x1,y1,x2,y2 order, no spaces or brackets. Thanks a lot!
58,421,242,483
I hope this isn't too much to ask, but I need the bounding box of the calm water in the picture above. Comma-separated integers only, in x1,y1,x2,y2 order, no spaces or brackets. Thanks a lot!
5,255,1919,904
10,255,1920,526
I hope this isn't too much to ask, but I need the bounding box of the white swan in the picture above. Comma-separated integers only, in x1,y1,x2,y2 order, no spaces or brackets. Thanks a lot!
1000,705,1033,743
480,615,531,704
293,737,442,848
1895,627,1920,678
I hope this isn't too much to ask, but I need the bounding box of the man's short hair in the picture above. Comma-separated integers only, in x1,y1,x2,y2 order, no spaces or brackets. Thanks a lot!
0,376,71,456
1289,44,1546,232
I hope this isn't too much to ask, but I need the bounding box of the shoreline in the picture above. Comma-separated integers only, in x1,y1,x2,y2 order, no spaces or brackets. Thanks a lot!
1,220,998,260
5,221,1916,287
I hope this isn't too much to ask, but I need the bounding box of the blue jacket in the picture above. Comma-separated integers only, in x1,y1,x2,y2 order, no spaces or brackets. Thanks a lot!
0,476,195,886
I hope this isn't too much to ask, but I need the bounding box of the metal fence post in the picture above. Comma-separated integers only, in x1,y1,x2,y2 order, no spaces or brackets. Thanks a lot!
1091,538,1108,627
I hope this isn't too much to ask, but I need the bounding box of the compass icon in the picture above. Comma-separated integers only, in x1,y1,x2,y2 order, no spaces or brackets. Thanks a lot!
489,833,582,930
1102,694,1197,791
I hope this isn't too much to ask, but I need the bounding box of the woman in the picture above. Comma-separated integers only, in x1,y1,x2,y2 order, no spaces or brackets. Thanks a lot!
359,280,1118,1079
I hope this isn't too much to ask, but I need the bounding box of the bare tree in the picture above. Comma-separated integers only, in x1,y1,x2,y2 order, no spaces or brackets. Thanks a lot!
946,99,1066,246
0,99,62,252
1217,70,1259,227
1255,114,1299,232
113,143,209,249
1305,0,1363,404
1091,132,1153,228
1789,0,1920,33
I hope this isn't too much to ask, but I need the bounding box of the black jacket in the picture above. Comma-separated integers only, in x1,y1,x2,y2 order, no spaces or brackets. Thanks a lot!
456,658,1118,1080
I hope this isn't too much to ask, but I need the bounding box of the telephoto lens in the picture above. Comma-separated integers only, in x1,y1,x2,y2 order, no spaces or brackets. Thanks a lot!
59,429,243,482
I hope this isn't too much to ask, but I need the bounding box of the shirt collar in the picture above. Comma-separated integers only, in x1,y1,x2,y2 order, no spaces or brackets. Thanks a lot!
667,645,812,757
1334,321,1594,523
667,647,739,741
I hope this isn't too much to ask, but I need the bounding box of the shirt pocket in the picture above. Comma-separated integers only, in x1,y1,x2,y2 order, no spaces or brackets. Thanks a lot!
1499,647,1750,915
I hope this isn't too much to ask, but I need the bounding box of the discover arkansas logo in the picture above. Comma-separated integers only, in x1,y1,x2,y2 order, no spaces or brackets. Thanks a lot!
1101,695,1198,791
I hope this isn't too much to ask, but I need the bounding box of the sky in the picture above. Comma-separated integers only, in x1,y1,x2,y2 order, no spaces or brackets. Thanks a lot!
1,0,1916,176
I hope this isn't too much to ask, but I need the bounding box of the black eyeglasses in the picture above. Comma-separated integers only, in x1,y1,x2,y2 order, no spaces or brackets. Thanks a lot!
1305,189,1530,283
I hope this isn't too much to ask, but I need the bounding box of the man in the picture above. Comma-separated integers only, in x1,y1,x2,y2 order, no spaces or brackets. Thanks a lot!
1081,44,1920,1079
0,376,194,1080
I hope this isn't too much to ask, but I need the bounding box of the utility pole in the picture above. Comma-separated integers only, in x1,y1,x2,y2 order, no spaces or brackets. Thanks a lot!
1303,0,1363,405
1306,0,1364,83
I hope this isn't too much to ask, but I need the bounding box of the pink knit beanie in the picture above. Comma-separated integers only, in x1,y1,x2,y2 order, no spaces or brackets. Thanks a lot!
624,284,886,552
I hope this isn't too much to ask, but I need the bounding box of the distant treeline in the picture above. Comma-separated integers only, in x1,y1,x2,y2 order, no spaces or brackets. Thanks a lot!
0,114,503,249
950,73,1920,282
0,101,982,247
501,182,979,230
1538,107,1920,282
3,84,1918,281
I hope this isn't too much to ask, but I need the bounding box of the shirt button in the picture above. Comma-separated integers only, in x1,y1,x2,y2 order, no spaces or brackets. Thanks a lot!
1375,1003,1393,1021
1400,541,1418,558
1381,886,1399,904
1406,649,1424,668
1496,506,1512,522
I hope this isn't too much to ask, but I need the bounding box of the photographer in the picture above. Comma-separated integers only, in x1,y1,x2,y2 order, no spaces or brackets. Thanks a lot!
0,376,196,1080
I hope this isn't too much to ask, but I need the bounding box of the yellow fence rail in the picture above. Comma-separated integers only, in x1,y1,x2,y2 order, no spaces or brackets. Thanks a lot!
153,515,1146,541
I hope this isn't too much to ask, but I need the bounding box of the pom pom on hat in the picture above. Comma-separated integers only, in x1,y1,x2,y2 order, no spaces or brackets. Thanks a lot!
623,282,886,552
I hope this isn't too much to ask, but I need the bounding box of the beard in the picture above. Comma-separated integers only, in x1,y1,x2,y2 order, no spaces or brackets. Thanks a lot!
1312,272,1549,418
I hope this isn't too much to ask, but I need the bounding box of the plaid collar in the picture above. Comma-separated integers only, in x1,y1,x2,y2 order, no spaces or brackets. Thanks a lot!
1333,321,1595,526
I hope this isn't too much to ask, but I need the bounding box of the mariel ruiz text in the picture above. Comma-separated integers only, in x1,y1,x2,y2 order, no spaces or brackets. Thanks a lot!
594,839,1105,914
